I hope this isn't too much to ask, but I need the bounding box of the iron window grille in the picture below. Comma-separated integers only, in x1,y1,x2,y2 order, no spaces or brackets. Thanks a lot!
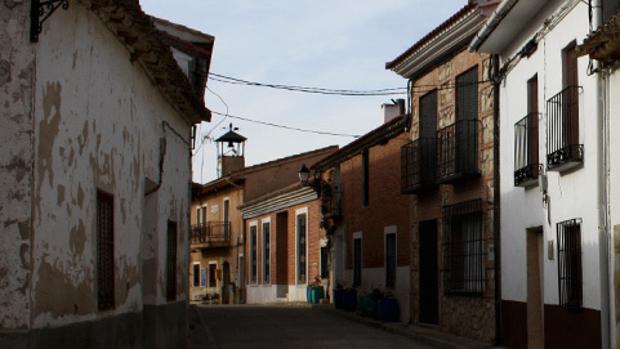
443,199,485,295
263,222,271,284
97,191,115,311
436,119,479,183
385,233,397,289
514,113,541,186
297,213,307,284
546,86,584,171
401,137,437,194
557,219,583,311
250,225,257,284
166,221,178,302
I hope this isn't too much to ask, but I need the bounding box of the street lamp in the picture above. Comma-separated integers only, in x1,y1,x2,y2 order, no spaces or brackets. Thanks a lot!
298,164,310,184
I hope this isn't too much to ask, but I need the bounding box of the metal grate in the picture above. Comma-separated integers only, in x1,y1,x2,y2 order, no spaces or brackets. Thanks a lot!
97,191,115,311
297,213,307,283
514,113,540,186
166,221,177,302
557,219,582,311
437,120,479,182
443,199,485,295
401,137,436,193
546,86,583,170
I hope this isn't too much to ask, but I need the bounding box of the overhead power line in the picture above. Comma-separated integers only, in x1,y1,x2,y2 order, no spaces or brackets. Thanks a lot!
211,111,361,138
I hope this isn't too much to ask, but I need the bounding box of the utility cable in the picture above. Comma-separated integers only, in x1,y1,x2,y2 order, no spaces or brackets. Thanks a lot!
211,111,360,138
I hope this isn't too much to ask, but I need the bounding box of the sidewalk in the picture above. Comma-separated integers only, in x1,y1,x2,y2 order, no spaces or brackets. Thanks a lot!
314,304,497,349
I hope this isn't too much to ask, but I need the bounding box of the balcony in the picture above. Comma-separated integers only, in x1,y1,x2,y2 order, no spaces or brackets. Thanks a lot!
514,113,540,187
436,119,479,183
401,137,437,194
546,86,583,172
191,221,231,249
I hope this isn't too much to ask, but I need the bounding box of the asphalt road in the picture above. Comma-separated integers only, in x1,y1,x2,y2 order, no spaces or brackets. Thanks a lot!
191,304,434,349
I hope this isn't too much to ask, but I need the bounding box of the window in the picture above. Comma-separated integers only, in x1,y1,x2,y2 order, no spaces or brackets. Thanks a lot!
353,237,362,287
443,199,485,294
263,221,271,284
385,233,396,289
97,191,115,311
557,219,582,311
362,149,369,207
547,42,583,170
297,213,307,284
201,206,207,225
166,221,177,302
514,75,540,186
196,207,201,225
192,263,201,288
223,199,230,239
208,263,217,288
250,225,257,284
320,246,329,279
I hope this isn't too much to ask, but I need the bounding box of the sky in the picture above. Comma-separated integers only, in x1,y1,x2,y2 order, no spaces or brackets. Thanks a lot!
140,0,467,183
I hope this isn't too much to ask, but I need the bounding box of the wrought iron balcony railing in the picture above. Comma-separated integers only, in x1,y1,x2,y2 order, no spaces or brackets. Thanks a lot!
401,137,437,194
546,86,583,171
436,119,479,183
191,221,231,247
514,113,541,187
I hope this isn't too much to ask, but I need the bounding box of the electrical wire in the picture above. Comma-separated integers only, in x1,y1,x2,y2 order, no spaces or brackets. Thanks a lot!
192,85,231,156
211,111,361,138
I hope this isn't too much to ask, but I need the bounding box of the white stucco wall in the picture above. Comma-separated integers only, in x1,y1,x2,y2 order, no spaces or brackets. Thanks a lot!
498,1,601,310
23,3,191,329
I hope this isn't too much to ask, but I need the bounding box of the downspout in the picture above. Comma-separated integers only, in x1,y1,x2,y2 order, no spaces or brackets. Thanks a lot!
589,0,611,347
491,53,502,346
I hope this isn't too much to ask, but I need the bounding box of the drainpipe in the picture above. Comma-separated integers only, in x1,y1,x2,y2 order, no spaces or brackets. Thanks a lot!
491,54,502,346
589,0,612,347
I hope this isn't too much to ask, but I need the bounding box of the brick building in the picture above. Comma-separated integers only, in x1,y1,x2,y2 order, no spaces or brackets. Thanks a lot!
240,184,325,303
190,145,337,304
314,110,412,322
386,1,499,342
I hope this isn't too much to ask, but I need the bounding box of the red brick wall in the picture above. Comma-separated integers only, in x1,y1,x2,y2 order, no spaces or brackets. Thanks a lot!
339,133,411,270
244,199,324,286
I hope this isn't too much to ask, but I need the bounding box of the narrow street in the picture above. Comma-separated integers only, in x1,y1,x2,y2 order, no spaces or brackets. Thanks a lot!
190,305,434,349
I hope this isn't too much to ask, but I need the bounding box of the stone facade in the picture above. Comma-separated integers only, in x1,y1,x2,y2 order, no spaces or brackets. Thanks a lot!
408,48,496,342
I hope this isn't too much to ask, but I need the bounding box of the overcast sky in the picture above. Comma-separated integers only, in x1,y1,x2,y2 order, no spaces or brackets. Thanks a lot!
140,0,466,183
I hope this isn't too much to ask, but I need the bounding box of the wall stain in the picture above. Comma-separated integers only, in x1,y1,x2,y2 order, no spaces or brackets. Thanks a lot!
19,243,29,269
77,184,84,208
69,219,86,258
33,255,94,318
77,121,88,155
56,184,65,206
35,82,62,219
0,59,10,87
1,155,28,183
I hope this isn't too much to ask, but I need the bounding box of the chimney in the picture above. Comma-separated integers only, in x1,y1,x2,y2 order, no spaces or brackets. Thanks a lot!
382,99,406,124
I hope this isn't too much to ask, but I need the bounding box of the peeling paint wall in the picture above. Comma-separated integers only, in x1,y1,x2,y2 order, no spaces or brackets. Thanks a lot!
4,2,193,330
0,0,35,331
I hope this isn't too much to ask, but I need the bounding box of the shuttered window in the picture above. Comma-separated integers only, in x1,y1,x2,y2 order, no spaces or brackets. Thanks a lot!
97,191,115,311
297,213,307,284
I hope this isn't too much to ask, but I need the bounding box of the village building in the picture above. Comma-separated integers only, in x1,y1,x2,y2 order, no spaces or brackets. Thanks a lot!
313,103,412,322
470,0,617,347
386,0,499,342
581,7,620,348
239,183,325,304
189,141,337,305
0,0,213,347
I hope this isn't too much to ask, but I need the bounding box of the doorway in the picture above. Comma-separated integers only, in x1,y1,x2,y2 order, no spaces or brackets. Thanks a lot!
276,211,289,298
527,227,544,348
419,220,438,325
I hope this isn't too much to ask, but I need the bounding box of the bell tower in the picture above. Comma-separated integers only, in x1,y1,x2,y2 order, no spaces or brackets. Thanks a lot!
215,123,247,177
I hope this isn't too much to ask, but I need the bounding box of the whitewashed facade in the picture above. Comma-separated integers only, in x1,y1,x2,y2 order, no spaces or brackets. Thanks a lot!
0,1,212,347
472,0,608,347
